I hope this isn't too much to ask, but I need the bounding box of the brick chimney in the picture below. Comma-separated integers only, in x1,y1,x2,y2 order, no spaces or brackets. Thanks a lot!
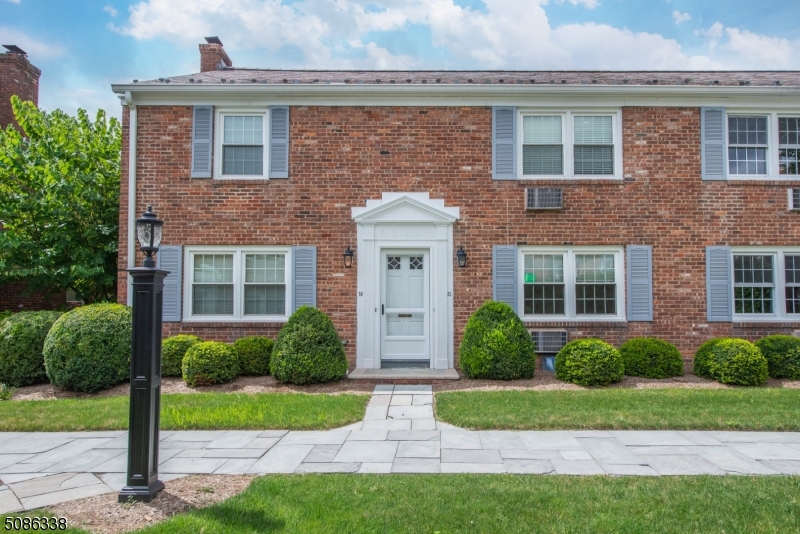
0,45,41,130
199,36,232,73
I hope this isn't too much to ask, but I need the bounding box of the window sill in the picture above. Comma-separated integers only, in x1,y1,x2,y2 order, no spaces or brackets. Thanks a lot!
732,320,800,327
182,317,289,324
518,176,623,183
178,320,288,327
523,320,628,328
723,178,800,186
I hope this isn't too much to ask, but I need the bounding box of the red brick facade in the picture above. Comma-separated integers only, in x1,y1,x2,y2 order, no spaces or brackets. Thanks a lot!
117,103,800,368
0,50,40,130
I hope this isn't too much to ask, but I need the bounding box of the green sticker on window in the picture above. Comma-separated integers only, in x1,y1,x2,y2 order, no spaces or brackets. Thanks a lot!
524,272,535,283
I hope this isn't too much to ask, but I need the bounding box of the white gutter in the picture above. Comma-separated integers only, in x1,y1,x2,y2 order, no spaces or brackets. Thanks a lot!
124,91,136,306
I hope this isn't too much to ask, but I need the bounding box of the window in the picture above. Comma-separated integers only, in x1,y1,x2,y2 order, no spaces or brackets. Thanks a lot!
520,247,624,320
731,249,800,320
185,247,290,321
520,111,620,178
721,112,800,179
779,118,800,175
216,111,268,178
728,116,768,175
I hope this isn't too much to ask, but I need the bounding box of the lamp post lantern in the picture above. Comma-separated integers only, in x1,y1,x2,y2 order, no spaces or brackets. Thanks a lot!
119,206,167,503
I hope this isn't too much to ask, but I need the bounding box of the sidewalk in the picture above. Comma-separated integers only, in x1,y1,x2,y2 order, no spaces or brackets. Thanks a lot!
2,384,800,513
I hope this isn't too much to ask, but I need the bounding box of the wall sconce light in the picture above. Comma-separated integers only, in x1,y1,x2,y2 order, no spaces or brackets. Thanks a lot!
343,246,354,268
456,245,467,268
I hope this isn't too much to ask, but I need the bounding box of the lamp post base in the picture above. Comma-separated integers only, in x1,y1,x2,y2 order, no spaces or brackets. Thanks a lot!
118,480,165,503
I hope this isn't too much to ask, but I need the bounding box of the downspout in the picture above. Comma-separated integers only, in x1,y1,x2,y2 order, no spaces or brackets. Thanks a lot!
124,91,137,305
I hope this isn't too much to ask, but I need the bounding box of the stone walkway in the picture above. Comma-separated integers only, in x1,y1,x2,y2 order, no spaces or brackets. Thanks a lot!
2,384,800,513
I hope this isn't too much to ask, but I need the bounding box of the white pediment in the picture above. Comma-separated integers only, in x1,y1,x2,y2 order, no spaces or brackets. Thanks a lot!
352,192,459,224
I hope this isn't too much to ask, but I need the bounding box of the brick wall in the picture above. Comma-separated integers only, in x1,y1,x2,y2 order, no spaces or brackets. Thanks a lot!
118,105,800,368
0,281,65,311
0,52,40,130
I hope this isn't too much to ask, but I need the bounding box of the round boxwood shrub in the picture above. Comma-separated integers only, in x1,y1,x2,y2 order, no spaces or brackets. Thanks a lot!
43,303,131,393
693,338,726,379
755,335,800,379
459,301,535,380
705,338,768,386
233,336,274,376
181,341,239,387
0,311,62,387
270,306,347,385
555,339,624,386
618,337,684,379
161,335,202,377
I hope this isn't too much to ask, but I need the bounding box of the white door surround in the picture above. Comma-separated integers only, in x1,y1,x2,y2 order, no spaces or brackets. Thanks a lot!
352,193,460,370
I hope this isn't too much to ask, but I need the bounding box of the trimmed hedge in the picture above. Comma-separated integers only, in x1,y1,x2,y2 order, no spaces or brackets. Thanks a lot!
619,337,684,379
182,341,239,387
0,311,13,324
233,336,274,376
459,301,535,380
0,311,62,387
555,339,624,386
270,306,347,385
695,338,768,386
162,335,202,377
43,304,131,393
755,335,800,379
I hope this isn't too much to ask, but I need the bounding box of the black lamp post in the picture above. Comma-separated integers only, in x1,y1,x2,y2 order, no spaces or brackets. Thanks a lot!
119,206,167,503
456,245,467,268
343,246,354,268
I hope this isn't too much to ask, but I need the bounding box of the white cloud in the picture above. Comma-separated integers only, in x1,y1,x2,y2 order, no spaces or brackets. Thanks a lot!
113,0,800,71
672,10,690,24
103,5,118,17
3,0,21,5
0,27,65,59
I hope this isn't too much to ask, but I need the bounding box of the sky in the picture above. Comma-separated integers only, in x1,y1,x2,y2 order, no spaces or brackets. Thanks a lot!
2,0,800,119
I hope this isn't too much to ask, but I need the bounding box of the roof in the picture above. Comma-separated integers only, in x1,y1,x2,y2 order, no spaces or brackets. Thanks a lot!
130,69,800,87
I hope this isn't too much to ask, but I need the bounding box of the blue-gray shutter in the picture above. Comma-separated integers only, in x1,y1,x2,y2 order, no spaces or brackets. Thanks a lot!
701,107,726,181
706,246,732,322
292,246,316,311
191,106,213,178
157,245,182,322
493,245,517,311
269,106,289,178
626,245,653,321
492,107,516,180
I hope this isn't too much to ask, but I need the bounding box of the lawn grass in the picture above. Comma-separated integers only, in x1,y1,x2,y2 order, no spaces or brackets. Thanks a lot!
435,388,800,430
0,392,369,432
122,474,800,533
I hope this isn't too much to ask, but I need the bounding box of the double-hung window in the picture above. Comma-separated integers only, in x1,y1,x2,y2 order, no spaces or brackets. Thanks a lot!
185,247,290,321
520,247,625,320
779,117,800,175
722,112,800,178
521,111,620,178
728,116,768,176
731,249,800,320
216,111,268,178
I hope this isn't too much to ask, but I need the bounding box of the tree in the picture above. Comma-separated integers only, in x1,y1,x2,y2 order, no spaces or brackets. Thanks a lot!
0,96,120,303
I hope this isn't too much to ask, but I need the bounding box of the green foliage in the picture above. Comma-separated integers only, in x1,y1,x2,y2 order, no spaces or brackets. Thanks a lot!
618,337,684,379
693,338,725,379
704,339,768,386
0,311,13,324
0,96,121,303
233,336,274,376
0,311,62,387
459,301,535,380
0,383,15,401
555,339,624,386
182,341,239,387
43,303,131,393
161,335,202,377
754,335,800,379
270,306,347,385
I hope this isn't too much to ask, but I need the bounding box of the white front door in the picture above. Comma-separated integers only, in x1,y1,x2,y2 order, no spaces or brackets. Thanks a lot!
381,251,429,363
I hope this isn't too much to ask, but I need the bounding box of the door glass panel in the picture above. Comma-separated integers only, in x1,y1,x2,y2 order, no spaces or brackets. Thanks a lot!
386,256,424,309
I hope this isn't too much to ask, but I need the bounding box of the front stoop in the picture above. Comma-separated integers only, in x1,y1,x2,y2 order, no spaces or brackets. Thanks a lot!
347,368,460,384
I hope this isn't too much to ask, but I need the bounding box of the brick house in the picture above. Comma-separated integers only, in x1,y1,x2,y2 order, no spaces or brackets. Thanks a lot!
112,38,800,378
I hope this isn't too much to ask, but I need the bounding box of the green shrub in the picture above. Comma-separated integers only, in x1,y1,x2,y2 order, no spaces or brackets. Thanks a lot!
705,339,768,386
555,339,624,386
0,383,16,401
182,341,240,387
693,338,726,379
618,337,684,379
233,336,274,376
162,335,202,377
270,306,347,385
0,311,13,324
459,301,535,380
43,303,131,393
0,311,62,387
755,335,800,379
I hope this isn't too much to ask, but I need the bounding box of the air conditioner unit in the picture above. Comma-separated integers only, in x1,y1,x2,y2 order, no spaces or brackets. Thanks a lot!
529,330,568,371
526,188,563,210
789,189,800,211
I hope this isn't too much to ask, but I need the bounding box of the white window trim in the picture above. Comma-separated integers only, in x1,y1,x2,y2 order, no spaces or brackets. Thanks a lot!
518,246,626,322
724,111,800,180
731,246,800,322
517,109,623,180
214,108,269,180
183,245,292,322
